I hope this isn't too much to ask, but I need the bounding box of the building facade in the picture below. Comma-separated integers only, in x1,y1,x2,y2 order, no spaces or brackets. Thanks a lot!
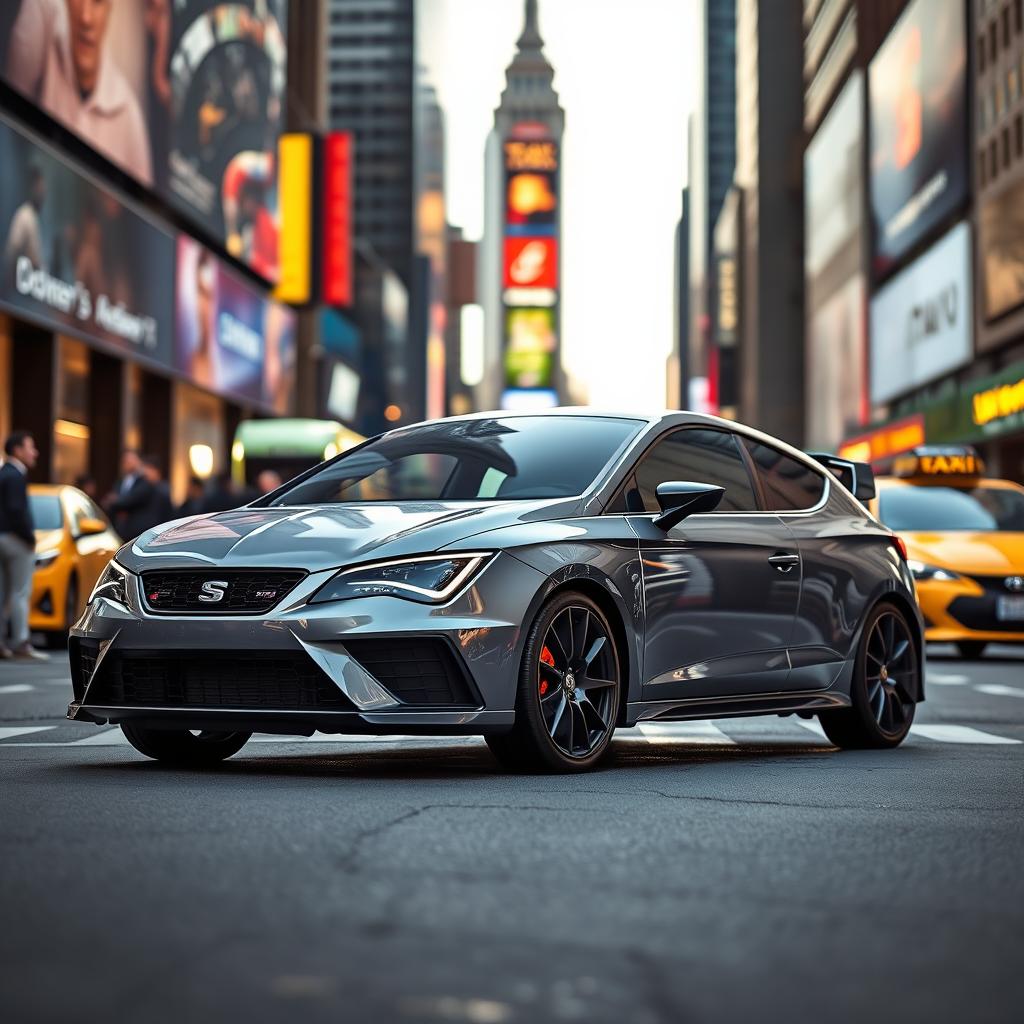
480,0,565,412
0,0,301,501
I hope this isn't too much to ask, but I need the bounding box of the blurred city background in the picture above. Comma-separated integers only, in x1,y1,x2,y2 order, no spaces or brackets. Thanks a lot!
0,0,1021,506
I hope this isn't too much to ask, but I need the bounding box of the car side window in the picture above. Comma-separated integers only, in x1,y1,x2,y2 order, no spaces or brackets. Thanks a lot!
604,474,645,514
632,429,759,514
742,439,825,511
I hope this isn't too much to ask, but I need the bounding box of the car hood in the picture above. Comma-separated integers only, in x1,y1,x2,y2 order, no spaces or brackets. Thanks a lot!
117,499,571,573
904,531,1024,575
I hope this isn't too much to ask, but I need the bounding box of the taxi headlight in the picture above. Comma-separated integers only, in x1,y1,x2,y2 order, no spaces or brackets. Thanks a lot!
310,553,492,605
907,559,961,583
35,549,60,569
87,560,130,607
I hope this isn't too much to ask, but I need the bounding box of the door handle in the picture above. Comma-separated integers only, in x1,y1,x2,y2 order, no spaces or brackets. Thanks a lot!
768,552,800,573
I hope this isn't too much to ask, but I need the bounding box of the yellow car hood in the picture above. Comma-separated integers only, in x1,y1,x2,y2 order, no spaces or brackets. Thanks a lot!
34,529,64,554
904,532,1024,576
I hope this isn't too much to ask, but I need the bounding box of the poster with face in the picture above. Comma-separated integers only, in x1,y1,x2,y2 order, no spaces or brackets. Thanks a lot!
0,0,289,283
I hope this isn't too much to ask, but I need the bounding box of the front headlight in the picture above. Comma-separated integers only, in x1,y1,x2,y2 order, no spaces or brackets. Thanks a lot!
907,559,961,582
35,549,60,568
88,560,130,607
309,553,492,605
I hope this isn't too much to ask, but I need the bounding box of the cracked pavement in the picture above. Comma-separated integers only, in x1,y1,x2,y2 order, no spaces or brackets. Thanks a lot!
0,648,1022,1023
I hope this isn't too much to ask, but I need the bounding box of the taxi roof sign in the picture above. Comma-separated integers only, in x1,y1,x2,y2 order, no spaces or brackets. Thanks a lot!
891,446,986,481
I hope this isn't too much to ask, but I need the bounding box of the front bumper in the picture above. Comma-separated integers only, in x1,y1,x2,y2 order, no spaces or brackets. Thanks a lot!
916,576,1024,644
68,553,546,735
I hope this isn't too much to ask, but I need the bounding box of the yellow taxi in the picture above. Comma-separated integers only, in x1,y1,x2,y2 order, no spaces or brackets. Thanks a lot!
29,485,121,644
870,447,1024,658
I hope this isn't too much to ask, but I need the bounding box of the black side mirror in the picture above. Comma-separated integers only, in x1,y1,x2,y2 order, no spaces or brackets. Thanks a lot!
654,481,725,530
807,452,876,504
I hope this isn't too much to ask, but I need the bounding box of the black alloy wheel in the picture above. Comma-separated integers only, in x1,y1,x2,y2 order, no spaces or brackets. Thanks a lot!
120,723,252,766
487,591,621,772
819,602,918,749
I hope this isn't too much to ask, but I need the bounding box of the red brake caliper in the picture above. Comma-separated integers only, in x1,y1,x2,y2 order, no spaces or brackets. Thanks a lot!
539,645,555,695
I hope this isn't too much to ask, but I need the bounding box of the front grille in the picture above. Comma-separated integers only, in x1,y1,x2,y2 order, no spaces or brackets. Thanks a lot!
343,638,480,707
141,569,305,615
948,596,1024,633
85,652,355,710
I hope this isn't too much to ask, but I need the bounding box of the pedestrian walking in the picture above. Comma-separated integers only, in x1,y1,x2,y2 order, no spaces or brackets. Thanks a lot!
0,430,48,660
256,469,283,496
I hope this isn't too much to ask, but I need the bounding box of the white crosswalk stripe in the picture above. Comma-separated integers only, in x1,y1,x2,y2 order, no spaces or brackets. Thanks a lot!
0,726,56,740
908,724,1022,745
975,684,1024,699
0,718,1019,747
0,684,34,694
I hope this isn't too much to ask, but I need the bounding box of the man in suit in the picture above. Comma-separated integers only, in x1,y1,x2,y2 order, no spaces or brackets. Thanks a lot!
107,449,155,541
139,454,174,533
0,431,48,660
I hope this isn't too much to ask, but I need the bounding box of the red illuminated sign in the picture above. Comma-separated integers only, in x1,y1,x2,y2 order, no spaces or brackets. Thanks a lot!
323,132,353,306
503,237,558,289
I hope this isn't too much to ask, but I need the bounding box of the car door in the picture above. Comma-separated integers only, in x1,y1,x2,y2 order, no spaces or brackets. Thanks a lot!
740,437,860,690
619,427,802,701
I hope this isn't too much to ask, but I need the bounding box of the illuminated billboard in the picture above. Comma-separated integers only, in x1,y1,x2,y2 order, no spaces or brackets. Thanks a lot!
323,132,354,307
0,0,289,282
504,308,556,389
504,237,558,290
274,133,312,304
868,0,967,277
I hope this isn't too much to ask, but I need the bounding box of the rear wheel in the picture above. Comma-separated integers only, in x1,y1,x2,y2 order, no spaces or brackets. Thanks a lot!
486,591,621,773
121,723,251,766
956,641,987,660
818,602,918,750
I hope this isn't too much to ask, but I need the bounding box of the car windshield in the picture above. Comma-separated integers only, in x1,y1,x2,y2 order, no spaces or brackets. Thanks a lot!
30,494,63,531
269,416,643,505
878,485,1024,532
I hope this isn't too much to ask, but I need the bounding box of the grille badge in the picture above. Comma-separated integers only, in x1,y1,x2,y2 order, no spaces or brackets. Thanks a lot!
198,580,229,603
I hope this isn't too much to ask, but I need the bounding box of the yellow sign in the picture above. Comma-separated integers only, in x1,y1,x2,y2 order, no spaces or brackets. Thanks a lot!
972,377,1024,426
892,451,985,479
504,140,558,171
274,133,313,304
838,416,925,464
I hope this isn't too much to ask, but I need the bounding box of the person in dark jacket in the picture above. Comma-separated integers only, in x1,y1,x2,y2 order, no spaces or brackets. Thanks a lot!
0,430,48,660
201,471,246,514
139,454,174,532
106,449,154,540
175,475,206,518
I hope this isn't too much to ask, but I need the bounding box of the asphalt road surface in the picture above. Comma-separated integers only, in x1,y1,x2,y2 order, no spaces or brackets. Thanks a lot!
1,647,1022,1024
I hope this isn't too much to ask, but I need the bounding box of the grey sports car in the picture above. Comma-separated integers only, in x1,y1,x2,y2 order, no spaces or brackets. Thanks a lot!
69,410,924,772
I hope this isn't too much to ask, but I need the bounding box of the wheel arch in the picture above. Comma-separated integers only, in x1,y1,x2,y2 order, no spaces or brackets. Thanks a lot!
862,587,926,703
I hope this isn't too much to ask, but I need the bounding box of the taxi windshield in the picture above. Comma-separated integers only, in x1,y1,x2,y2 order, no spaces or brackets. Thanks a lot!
879,485,1024,533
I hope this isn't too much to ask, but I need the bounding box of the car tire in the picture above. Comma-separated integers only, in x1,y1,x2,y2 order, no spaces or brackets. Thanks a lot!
486,591,621,773
956,641,987,660
120,723,252,766
818,601,918,750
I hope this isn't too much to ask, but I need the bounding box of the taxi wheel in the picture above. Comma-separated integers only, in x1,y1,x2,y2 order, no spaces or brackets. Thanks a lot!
956,641,987,660
44,577,78,649
121,724,252,766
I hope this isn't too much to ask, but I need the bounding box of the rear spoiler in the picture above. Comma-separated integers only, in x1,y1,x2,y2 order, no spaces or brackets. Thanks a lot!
807,452,876,504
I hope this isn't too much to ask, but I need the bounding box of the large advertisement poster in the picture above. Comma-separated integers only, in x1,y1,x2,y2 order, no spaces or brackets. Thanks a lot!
805,72,866,449
0,114,174,366
868,0,967,278
0,0,288,282
978,176,1024,322
175,236,295,413
869,221,972,404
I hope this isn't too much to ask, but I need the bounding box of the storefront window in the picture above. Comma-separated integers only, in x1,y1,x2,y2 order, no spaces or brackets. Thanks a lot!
54,336,90,484
172,382,224,505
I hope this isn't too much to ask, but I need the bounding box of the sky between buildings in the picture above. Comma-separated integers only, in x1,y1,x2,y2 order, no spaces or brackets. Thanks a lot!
418,0,697,410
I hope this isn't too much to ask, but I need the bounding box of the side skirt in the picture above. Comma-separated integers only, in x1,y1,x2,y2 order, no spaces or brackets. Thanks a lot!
624,689,851,727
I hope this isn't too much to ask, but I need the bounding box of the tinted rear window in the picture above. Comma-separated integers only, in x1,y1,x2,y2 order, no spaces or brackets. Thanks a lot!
743,440,825,511
270,416,643,504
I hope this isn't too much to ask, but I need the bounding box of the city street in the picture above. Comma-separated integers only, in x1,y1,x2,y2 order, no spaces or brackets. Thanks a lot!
0,648,1021,1023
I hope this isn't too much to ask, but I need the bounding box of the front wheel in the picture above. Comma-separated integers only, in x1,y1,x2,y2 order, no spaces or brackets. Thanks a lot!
487,591,621,773
121,723,251,766
818,602,918,750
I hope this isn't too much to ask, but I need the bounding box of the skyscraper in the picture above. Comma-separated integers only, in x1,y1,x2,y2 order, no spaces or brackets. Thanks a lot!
684,0,737,407
480,0,565,411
